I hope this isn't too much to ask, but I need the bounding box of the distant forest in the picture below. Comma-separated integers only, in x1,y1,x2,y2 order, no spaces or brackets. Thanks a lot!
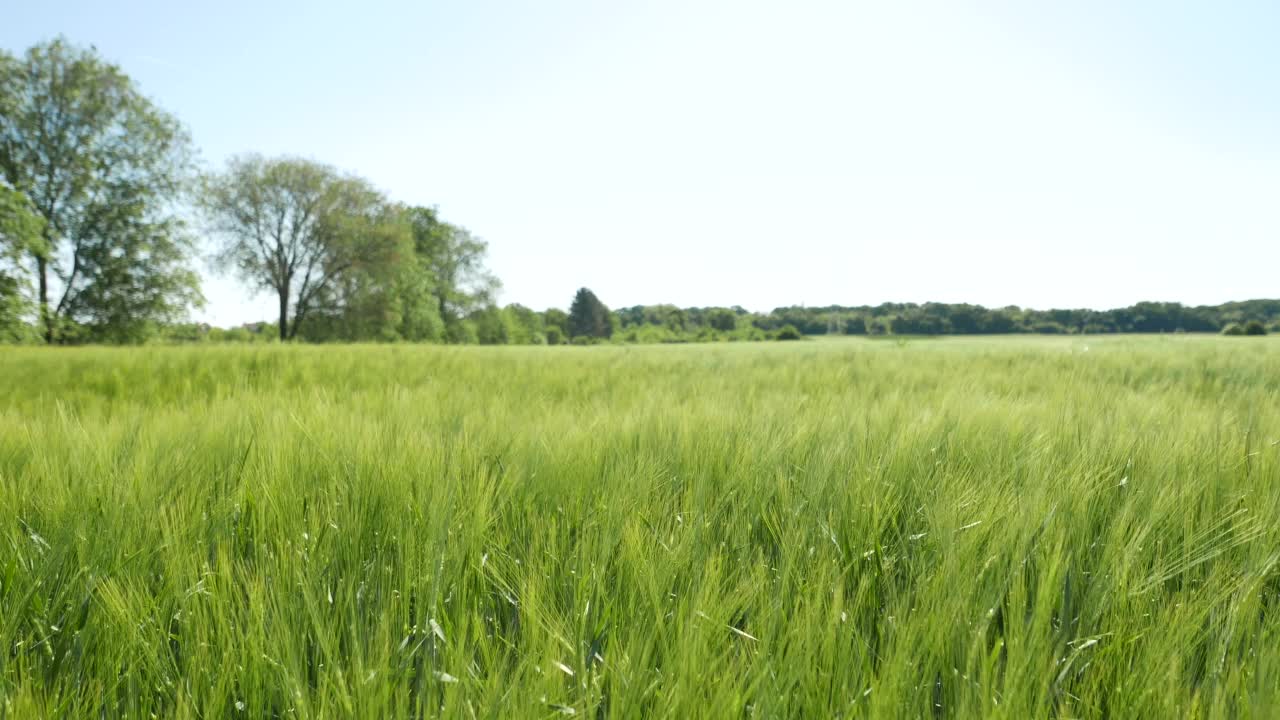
1,39,1275,346
744,299,1280,338
156,295,1279,345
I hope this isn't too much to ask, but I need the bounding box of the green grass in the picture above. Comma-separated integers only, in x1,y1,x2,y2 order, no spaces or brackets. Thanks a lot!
1,336,1279,718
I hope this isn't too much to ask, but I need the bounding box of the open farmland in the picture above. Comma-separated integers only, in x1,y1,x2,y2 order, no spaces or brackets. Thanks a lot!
1,336,1279,718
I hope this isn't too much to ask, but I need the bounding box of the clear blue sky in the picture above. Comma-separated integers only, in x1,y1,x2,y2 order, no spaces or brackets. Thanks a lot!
4,1,1278,325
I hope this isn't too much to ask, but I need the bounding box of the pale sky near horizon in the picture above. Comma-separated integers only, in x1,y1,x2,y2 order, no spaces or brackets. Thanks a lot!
4,1,1278,326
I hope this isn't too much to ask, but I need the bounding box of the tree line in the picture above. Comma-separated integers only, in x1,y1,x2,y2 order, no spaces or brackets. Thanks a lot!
752,300,1279,338
2,39,1275,346
0,38,503,345
550,297,1280,344
154,294,1278,346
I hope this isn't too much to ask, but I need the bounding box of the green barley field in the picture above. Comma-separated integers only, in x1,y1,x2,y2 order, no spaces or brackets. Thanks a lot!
2,336,1279,718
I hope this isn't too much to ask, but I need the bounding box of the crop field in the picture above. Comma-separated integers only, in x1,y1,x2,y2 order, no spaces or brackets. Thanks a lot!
1,336,1279,718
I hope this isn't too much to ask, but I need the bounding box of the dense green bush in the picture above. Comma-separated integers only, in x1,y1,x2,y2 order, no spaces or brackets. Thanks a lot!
775,325,803,340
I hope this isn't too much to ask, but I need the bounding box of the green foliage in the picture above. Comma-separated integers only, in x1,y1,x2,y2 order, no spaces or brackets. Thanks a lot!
501,304,546,344
748,300,1280,337
203,155,407,341
469,305,514,345
1,337,1279,716
200,160,486,346
1225,323,1267,337
0,38,201,343
0,184,43,253
450,317,480,344
568,287,613,339
598,299,1280,344
774,324,803,340
543,308,569,343
621,323,688,344
838,313,868,335
374,246,448,344
706,307,737,332
0,184,43,341
403,206,500,341
544,324,566,345
300,199,418,343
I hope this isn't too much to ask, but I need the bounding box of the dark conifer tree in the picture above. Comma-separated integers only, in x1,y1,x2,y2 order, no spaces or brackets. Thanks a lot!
568,287,612,339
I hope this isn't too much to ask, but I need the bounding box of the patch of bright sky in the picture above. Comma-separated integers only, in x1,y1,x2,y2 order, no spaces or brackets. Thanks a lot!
4,0,1278,325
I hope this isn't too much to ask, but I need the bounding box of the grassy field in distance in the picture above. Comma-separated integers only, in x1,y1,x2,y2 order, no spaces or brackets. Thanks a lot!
1,336,1278,718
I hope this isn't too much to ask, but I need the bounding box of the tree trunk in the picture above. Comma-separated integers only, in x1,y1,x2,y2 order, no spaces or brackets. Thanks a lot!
37,256,51,344
278,282,289,342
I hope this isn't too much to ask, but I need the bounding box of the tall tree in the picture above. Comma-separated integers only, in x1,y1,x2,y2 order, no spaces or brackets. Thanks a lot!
568,287,613,339
403,206,500,342
202,155,404,341
0,38,201,343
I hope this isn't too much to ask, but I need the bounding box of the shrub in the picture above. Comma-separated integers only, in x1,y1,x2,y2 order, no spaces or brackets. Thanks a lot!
706,308,738,332
1222,323,1245,336
1244,320,1268,336
775,325,803,341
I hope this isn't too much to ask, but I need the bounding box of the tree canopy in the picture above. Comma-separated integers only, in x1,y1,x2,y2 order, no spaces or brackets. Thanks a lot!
403,206,500,342
202,155,413,341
